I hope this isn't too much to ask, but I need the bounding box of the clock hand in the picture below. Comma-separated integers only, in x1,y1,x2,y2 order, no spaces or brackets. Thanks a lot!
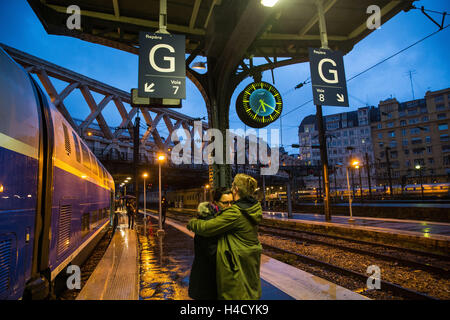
258,99,266,112
260,99,276,111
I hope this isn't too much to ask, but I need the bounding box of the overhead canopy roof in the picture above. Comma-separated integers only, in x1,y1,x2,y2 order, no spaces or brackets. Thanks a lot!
28,0,415,62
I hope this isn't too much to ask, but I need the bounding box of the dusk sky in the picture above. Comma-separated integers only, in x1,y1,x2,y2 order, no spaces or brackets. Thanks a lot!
0,0,449,155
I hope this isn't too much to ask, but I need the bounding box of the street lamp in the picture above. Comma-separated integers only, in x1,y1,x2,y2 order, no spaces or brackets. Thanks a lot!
157,154,166,232
346,159,360,223
143,172,148,235
204,184,210,202
415,164,424,199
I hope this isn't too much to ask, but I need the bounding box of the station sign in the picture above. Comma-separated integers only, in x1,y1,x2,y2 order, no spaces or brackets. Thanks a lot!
138,32,186,100
308,48,349,107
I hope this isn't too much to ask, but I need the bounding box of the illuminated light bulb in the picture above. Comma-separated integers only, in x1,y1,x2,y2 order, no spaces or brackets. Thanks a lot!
261,0,279,7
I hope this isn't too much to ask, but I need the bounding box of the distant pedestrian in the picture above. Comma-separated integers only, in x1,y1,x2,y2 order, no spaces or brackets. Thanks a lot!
126,200,136,229
188,188,234,300
161,196,169,226
187,174,263,300
111,210,119,239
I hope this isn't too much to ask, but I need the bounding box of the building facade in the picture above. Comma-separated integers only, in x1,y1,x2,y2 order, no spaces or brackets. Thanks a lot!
371,88,450,187
298,106,379,190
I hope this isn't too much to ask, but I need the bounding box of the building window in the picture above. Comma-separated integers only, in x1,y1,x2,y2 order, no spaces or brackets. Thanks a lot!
387,122,394,128
411,138,422,144
442,145,450,153
410,128,420,135
402,129,407,136
389,140,397,148
378,142,384,147
426,136,431,144
435,95,444,103
436,104,445,111
404,149,409,155
402,140,408,146
391,151,398,159
421,116,429,122
413,148,424,155
437,113,447,120
438,123,448,131
389,131,395,137
377,123,382,129
406,160,411,167
378,133,383,139
428,158,434,165
400,120,406,126
440,134,449,142
427,146,432,153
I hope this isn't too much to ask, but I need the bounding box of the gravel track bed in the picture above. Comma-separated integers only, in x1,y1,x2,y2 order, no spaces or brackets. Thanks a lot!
260,225,450,270
259,234,450,300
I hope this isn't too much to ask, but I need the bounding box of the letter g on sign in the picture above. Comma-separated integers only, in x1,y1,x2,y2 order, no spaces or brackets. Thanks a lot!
149,44,176,73
318,58,339,84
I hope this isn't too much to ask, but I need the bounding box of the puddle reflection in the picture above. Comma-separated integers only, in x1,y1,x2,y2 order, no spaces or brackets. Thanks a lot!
137,217,194,300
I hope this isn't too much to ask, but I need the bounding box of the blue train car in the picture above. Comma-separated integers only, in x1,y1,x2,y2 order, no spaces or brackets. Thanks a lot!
0,48,115,299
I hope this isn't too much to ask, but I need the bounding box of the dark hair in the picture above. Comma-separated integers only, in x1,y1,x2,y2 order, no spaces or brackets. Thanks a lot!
212,187,232,203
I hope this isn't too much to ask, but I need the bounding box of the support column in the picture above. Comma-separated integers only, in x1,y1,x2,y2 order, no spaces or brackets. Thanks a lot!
315,0,331,221
133,113,140,204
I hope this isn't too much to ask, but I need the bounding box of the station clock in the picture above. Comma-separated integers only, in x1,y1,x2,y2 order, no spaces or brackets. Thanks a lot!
236,81,283,128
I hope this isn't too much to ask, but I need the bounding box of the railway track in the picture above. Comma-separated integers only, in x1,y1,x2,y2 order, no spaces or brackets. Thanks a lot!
262,243,437,300
259,225,450,277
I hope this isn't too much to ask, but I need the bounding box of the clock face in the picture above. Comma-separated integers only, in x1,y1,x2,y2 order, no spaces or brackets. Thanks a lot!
236,81,283,128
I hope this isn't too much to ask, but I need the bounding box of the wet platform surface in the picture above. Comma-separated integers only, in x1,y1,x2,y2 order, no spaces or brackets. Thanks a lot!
263,211,450,237
77,211,139,300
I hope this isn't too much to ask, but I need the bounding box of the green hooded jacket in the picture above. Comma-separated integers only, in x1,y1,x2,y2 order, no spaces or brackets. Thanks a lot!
187,197,263,300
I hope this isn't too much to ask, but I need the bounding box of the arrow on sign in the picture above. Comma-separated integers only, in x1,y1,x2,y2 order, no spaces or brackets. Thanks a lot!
336,93,345,102
145,82,155,92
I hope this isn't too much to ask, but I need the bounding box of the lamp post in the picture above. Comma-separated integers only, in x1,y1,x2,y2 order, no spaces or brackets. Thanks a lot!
415,164,424,199
157,154,165,232
204,184,210,202
143,172,148,235
347,160,360,223
355,164,363,201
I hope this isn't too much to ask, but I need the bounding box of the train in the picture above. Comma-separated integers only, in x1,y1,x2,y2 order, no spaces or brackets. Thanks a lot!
0,48,115,299
154,182,450,212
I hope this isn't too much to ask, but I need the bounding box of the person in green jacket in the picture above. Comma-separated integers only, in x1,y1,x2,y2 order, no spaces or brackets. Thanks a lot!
187,174,263,300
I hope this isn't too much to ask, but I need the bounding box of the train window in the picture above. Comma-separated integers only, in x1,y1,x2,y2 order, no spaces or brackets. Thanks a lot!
81,143,91,170
92,157,99,176
81,212,90,237
72,132,81,163
62,124,71,156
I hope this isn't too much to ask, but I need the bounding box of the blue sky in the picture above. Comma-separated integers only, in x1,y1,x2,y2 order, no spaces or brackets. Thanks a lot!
0,0,449,154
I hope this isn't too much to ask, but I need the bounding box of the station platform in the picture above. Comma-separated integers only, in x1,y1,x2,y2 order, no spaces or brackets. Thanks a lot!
263,211,450,237
261,211,450,256
77,211,139,300
75,209,368,300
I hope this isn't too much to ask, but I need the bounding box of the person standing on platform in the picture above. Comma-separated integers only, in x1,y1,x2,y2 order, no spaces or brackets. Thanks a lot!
188,188,233,300
187,174,263,300
161,196,169,226
126,199,136,230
